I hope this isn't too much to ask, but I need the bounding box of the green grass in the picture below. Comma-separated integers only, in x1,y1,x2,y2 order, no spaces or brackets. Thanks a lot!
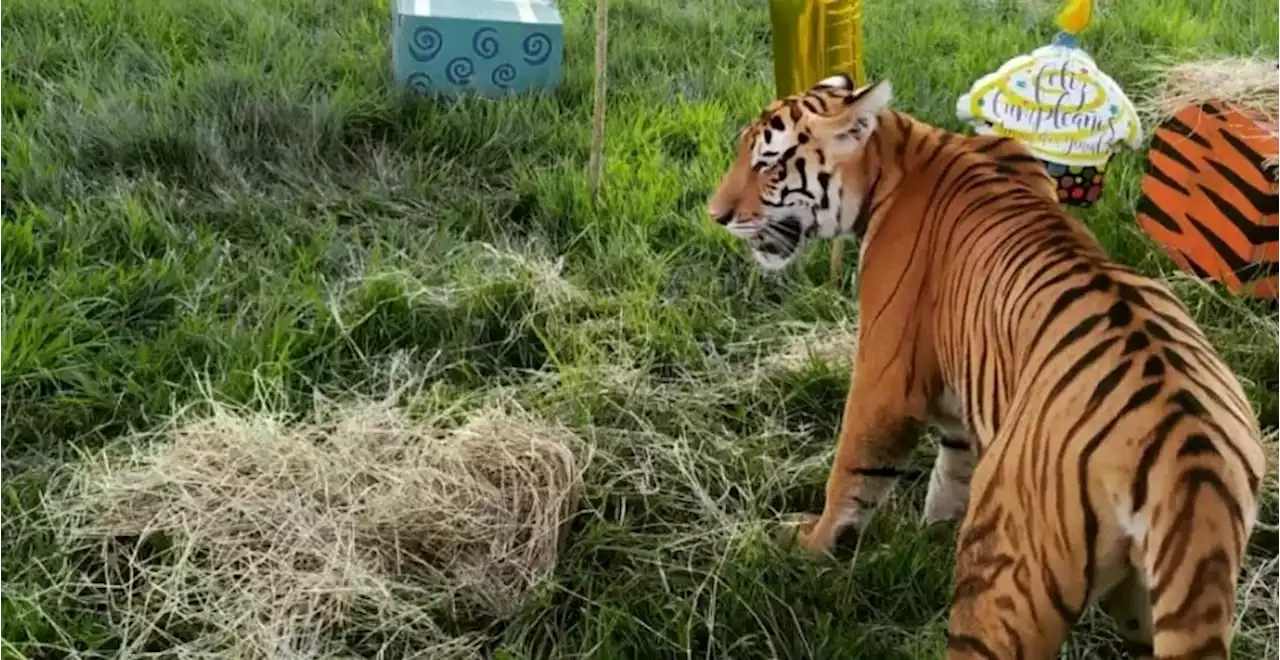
2,0,1277,657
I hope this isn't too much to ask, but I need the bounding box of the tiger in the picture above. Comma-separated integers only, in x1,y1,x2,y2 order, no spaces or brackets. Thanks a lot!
705,73,1268,659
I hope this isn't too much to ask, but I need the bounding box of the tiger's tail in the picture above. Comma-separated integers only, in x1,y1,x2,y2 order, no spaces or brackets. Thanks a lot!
1140,436,1257,660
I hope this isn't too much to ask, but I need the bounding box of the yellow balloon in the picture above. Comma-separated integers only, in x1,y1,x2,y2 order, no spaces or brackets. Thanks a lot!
768,0,867,283
769,0,866,99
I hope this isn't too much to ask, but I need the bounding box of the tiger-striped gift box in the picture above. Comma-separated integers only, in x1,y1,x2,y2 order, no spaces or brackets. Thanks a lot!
390,0,563,98
1136,102,1279,300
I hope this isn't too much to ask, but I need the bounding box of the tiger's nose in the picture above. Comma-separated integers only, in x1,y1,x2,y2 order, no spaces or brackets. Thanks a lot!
709,208,734,225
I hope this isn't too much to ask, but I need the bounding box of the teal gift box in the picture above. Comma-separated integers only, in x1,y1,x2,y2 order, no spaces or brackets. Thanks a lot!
390,0,564,97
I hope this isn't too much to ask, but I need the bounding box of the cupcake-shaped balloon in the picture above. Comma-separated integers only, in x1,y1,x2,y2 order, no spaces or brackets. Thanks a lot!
956,1,1141,207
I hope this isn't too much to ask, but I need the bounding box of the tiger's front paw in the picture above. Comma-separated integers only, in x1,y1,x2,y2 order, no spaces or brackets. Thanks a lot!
774,513,831,555
774,512,816,547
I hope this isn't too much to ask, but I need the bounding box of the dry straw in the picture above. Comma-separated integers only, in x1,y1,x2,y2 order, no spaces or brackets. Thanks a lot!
1138,56,1279,171
50,398,583,659
755,319,859,376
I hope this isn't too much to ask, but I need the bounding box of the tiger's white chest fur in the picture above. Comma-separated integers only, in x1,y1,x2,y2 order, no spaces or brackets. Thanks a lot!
814,172,844,238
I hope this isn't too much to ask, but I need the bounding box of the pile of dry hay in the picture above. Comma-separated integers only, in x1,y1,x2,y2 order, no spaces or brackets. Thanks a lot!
50,399,583,659
1139,56,1279,171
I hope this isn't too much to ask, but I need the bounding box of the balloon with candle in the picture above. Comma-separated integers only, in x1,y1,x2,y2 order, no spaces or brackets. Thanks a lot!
956,0,1142,207
768,0,866,282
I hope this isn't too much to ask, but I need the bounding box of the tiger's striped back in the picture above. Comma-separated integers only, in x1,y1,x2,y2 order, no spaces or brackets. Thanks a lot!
706,75,1268,659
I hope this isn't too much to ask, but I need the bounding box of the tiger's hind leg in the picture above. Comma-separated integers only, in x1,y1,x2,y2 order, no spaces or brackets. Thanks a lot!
923,389,976,528
1140,459,1253,660
922,433,977,527
1098,570,1154,659
945,525,1077,658
945,450,1079,660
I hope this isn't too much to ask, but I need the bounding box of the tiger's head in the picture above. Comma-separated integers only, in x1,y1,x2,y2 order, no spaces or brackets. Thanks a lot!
706,74,893,270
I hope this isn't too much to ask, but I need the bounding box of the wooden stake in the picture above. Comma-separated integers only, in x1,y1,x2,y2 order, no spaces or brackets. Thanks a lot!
829,240,844,285
588,0,609,195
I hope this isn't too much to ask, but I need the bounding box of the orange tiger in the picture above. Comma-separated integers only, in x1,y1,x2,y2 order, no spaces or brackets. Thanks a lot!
706,74,1267,659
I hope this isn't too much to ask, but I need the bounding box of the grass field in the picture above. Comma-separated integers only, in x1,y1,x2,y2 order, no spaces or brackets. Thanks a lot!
3,0,1277,657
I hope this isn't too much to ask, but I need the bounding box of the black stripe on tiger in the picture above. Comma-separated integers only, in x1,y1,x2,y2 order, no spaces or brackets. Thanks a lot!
850,466,908,478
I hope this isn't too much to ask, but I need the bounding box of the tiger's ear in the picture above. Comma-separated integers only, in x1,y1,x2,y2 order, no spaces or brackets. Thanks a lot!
810,79,893,159
814,73,855,91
